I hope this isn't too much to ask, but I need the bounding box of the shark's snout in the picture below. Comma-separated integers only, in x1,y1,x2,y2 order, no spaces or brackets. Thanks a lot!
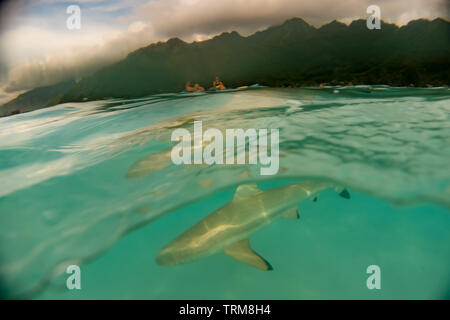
155,247,174,266
156,244,190,266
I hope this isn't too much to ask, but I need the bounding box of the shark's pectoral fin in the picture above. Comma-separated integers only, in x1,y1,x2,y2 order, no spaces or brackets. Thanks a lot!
224,239,273,271
283,207,299,219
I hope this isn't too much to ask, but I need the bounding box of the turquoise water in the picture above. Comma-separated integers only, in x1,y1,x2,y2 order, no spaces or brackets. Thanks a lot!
0,86,449,299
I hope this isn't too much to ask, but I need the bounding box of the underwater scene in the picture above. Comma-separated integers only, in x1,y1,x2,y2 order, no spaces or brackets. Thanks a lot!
0,86,449,299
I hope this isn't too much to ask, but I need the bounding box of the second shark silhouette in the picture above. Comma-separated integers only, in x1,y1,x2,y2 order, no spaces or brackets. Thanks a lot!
156,181,350,270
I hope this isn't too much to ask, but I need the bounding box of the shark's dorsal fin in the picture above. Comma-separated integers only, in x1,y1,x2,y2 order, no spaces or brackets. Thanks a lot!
224,239,273,271
233,183,261,201
283,207,299,219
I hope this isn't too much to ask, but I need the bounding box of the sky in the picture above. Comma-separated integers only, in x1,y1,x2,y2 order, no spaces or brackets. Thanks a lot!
0,0,448,104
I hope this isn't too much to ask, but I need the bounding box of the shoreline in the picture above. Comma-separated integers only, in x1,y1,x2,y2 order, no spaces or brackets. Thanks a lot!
1,83,449,118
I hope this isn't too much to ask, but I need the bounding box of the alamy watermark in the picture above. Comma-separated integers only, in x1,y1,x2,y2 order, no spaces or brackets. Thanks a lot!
366,5,381,30
171,121,279,175
66,5,81,30
366,265,381,290
66,264,81,290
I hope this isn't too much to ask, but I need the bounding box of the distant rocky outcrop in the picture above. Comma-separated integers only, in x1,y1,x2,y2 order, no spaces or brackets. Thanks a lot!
0,80,75,117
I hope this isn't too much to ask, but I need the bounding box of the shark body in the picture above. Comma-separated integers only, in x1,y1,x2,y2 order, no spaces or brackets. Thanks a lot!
156,181,349,270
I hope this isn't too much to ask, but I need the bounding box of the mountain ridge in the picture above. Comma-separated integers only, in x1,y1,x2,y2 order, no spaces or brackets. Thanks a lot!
59,17,448,102
0,80,75,117
1,17,449,116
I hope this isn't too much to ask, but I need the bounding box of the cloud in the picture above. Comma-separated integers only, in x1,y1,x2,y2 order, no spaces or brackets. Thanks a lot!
0,0,161,96
0,0,448,101
0,12,159,93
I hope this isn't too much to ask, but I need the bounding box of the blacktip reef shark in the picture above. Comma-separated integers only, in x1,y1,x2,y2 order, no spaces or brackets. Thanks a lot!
156,181,350,270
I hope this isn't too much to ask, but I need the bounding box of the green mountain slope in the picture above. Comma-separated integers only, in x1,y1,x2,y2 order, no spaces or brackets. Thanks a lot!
0,80,75,117
60,17,449,102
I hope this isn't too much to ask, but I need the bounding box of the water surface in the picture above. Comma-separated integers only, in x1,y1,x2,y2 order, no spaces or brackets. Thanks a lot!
0,86,449,299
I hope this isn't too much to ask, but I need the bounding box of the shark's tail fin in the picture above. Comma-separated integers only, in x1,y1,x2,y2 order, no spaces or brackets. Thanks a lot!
333,185,351,199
